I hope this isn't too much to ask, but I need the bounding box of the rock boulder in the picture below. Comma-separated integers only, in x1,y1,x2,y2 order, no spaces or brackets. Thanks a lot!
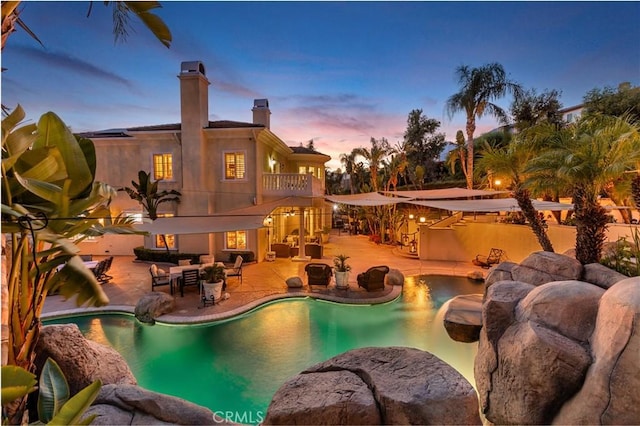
384,268,405,286
553,277,640,424
581,262,628,290
265,347,480,425
86,384,227,425
34,324,137,395
443,294,483,343
134,292,175,324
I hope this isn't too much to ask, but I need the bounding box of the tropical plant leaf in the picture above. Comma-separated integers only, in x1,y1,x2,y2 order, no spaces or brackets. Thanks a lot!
0,365,37,405
125,1,172,48
50,256,109,307
47,380,101,425
34,112,93,198
37,358,70,423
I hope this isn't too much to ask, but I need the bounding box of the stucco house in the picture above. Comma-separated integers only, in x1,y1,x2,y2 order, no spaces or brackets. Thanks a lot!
79,60,331,262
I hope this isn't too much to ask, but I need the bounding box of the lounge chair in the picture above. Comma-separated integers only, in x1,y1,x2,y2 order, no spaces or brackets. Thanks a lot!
305,263,332,288
91,256,114,284
357,265,390,292
304,243,323,259
178,268,200,297
150,264,172,294
473,248,504,268
225,256,243,284
271,243,292,258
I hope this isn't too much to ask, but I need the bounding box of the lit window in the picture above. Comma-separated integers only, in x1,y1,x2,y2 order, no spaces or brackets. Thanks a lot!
224,152,246,180
225,230,247,250
298,166,307,174
153,153,173,180
155,234,175,249
154,213,175,249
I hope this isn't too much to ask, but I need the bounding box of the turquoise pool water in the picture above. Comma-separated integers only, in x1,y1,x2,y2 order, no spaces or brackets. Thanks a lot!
45,275,481,422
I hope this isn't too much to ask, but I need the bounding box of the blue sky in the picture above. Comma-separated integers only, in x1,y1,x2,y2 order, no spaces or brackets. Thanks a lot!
2,1,639,170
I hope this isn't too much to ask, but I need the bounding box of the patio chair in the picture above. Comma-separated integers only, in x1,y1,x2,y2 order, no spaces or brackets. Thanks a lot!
304,243,323,259
80,254,93,261
99,256,114,283
178,259,192,266
271,243,292,258
225,256,243,284
178,268,200,297
149,264,173,294
305,263,332,288
472,248,504,268
357,265,390,292
199,255,214,264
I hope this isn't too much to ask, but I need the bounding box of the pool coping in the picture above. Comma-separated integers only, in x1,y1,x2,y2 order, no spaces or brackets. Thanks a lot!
41,285,403,324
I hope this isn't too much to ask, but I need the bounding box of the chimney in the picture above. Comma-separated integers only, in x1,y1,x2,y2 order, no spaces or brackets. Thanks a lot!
179,61,209,129
252,98,271,129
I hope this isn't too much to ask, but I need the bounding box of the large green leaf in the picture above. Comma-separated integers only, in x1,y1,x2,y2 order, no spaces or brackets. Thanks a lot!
49,256,109,307
15,146,67,182
2,122,38,171
47,380,101,425
37,358,70,423
125,1,172,48
1,365,38,405
34,112,93,198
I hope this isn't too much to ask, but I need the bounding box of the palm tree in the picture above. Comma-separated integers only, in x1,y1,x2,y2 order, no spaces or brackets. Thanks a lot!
119,170,181,253
477,140,554,252
446,63,522,189
526,115,640,264
353,137,392,192
339,151,357,194
1,1,171,51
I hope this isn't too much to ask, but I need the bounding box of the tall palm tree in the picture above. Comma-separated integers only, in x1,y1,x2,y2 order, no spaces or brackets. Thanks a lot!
526,115,640,264
339,151,357,194
353,137,392,192
477,140,554,252
446,63,522,189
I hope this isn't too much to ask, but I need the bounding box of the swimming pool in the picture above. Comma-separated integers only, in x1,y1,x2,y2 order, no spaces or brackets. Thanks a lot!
45,275,482,422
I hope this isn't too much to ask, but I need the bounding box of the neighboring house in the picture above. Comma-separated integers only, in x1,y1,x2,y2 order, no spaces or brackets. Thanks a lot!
559,104,583,124
79,60,330,262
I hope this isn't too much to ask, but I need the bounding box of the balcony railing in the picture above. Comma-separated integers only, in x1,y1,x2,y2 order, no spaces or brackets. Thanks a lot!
262,173,324,197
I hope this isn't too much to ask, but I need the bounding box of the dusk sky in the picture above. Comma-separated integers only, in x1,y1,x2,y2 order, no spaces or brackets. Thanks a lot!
2,1,639,170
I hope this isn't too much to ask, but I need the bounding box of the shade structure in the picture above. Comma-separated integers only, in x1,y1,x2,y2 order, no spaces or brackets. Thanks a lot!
405,198,574,212
325,192,411,206
382,188,508,199
134,197,296,235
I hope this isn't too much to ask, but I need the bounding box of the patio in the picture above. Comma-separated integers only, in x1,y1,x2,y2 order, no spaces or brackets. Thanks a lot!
42,231,485,323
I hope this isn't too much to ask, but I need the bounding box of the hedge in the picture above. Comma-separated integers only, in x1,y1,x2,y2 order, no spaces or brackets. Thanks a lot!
133,246,202,265
227,251,255,263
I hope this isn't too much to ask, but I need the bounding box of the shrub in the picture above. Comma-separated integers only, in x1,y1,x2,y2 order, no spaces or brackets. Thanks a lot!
228,251,255,263
133,246,201,265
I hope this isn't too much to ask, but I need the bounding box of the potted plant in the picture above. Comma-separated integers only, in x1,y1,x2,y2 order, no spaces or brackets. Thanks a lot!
201,264,226,305
333,254,351,289
321,226,331,243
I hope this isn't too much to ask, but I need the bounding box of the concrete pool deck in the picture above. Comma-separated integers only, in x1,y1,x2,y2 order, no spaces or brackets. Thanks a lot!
42,231,487,323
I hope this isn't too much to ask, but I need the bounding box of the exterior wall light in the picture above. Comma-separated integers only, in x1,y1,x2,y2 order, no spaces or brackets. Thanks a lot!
408,213,415,220
419,216,426,223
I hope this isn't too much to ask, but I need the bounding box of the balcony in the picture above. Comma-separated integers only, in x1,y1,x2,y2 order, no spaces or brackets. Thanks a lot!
262,173,324,197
